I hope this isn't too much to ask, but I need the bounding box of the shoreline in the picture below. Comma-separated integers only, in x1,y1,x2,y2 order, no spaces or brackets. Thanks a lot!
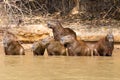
0,23,120,43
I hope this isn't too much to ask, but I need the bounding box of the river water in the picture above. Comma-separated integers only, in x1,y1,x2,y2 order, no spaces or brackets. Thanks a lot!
0,46,120,80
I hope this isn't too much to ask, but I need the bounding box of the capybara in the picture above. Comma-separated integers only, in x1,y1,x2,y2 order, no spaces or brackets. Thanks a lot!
47,20,77,41
60,35,91,56
0,0,3,2
32,36,54,56
47,41,66,56
41,36,66,56
93,32,114,56
3,31,25,55
32,41,46,56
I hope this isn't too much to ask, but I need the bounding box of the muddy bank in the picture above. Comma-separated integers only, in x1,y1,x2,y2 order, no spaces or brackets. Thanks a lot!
0,23,120,43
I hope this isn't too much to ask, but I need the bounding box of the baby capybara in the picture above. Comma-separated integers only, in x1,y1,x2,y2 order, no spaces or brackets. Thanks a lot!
60,35,91,56
93,32,114,56
47,20,77,41
3,31,25,55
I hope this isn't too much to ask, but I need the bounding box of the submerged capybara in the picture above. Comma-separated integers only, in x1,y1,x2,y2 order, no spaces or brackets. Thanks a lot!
41,36,66,56
60,35,91,56
47,41,66,56
3,31,25,55
32,41,46,56
93,32,114,56
32,36,54,56
47,20,77,41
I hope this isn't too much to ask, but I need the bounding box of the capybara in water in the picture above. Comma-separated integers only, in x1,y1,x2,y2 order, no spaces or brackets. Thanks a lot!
93,32,114,56
47,41,66,56
3,31,25,55
60,35,91,56
32,41,46,56
41,36,66,56
32,36,54,56
47,20,77,41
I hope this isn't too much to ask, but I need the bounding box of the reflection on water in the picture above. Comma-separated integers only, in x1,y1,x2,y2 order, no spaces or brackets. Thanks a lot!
0,49,120,80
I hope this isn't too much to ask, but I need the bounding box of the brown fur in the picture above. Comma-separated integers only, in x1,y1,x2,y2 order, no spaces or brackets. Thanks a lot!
47,41,66,56
4,41,25,55
32,41,46,56
60,35,91,56
93,33,114,56
3,31,25,55
32,36,54,56
47,20,77,41
39,36,66,56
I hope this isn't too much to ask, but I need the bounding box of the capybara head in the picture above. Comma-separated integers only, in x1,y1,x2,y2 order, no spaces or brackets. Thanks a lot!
106,32,114,48
3,31,17,47
3,36,11,47
47,20,61,29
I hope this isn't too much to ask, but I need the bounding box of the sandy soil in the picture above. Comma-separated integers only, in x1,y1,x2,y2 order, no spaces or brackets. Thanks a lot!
0,14,120,42
0,23,120,43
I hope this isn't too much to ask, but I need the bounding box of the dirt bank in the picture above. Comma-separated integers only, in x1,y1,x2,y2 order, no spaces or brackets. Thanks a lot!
0,15,120,43
0,23,120,43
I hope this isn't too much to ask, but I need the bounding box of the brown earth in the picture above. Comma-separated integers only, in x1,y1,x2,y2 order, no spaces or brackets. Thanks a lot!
0,16,120,43
0,23,120,43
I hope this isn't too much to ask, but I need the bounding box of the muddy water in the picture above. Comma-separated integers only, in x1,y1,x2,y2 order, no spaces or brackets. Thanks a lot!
0,45,120,80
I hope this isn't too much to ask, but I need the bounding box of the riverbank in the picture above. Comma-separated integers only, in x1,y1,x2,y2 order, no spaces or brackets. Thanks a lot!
0,23,120,43
0,15,120,43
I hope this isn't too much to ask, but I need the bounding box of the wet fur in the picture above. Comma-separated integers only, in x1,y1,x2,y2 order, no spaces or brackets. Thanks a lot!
93,33,114,56
60,35,91,56
32,36,54,56
47,41,66,56
4,41,25,55
47,20,77,41
3,31,25,55
32,41,45,56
